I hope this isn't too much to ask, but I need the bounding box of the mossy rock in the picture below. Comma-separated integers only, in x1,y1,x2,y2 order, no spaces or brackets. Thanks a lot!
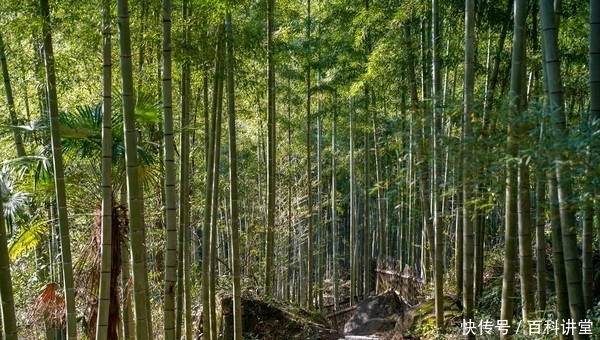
395,296,462,338
219,295,343,340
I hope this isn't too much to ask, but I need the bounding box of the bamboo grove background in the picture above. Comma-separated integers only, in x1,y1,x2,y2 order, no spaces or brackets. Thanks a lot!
0,0,598,339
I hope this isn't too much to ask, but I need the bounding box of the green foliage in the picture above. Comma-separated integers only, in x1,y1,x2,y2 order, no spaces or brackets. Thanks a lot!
585,302,600,339
0,166,28,228
0,0,596,337
8,217,45,262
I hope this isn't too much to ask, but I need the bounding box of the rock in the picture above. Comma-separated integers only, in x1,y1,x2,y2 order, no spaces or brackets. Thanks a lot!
343,290,407,336
219,294,343,340
394,296,462,337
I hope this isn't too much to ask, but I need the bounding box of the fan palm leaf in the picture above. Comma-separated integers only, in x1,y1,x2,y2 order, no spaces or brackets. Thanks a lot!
59,104,103,160
0,166,30,233
2,93,161,188
8,216,46,262
2,155,54,198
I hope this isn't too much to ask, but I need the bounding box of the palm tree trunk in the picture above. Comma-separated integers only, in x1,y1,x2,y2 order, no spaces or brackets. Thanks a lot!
40,0,77,338
116,0,152,337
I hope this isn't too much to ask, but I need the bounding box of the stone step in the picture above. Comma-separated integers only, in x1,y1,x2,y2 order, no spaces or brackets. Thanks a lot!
339,336,385,340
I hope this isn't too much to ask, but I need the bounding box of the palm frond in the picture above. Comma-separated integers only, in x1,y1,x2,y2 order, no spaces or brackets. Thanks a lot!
2,155,53,192
29,282,66,329
134,91,162,124
137,141,159,166
0,166,30,232
112,90,162,124
8,218,46,261
0,116,48,134
12,97,161,193
59,104,103,159
2,155,50,173
138,162,161,191
3,191,29,228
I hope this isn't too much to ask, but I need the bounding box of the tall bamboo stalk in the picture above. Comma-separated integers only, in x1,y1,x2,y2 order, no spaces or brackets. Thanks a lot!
265,0,277,297
0,194,17,340
40,0,78,337
431,0,444,329
96,0,114,337
331,94,339,310
462,0,476,334
209,40,225,340
201,32,223,339
180,3,193,338
162,0,177,337
349,97,357,305
0,34,25,157
540,0,587,332
501,1,526,335
584,0,600,312
225,11,243,339
305,0,314,309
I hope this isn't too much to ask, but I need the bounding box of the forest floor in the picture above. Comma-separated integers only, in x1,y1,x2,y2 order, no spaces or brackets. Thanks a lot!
233,245,600,339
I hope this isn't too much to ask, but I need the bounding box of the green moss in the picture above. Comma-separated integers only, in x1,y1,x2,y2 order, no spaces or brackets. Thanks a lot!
402,296,463,338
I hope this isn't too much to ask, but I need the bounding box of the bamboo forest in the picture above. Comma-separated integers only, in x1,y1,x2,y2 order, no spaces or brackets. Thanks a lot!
0,0,599,339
